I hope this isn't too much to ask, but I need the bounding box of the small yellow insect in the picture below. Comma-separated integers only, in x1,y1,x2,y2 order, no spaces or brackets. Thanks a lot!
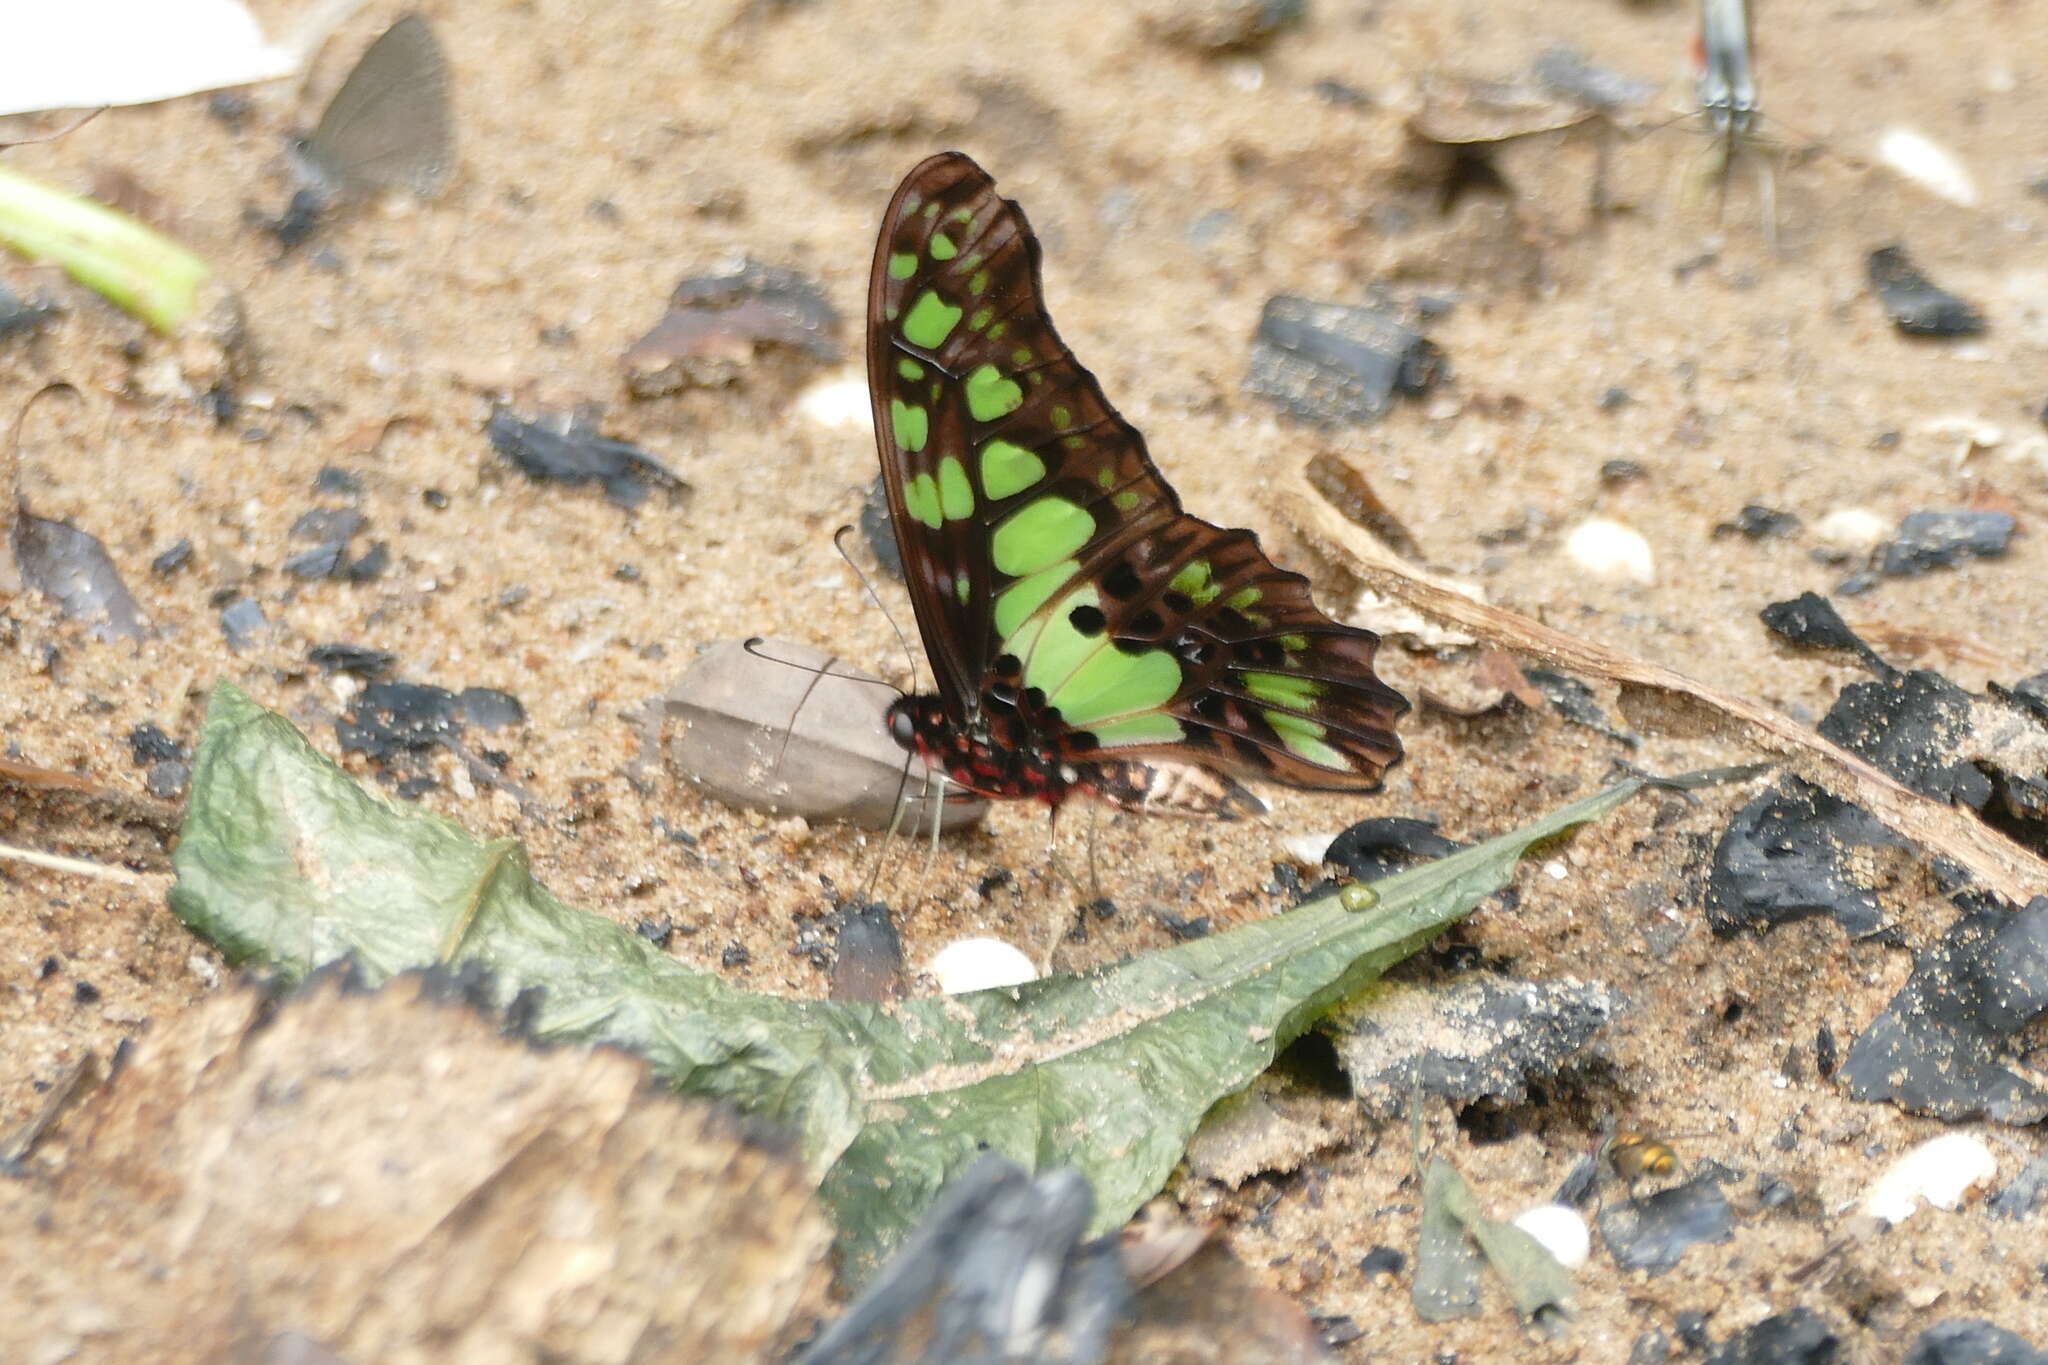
1602,1131,1682,1183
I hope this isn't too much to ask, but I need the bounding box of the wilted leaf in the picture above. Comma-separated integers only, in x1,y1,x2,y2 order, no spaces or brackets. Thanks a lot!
170,683,1643,1281
1420,1156,1574,1320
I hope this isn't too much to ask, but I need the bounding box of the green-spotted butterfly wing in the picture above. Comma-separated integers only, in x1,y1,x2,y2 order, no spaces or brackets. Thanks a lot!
869,153,1405,810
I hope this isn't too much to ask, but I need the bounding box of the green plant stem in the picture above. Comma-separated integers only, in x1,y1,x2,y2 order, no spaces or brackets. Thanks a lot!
0,166,211,332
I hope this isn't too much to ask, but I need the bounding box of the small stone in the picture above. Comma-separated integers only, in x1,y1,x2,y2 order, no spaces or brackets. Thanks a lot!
663,638,982,837
145,760,191,799
794,370,872,432
150,538,194,576
1565,517,1655,585
1862,1133,1998,1223
1877,127,1980,207
1512,1203,1590,1269
1812,507,1891,553
219,597,268,651
929,937,1037,994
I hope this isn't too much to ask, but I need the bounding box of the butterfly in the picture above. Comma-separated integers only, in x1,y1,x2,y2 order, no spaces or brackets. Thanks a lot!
868,152,1406,820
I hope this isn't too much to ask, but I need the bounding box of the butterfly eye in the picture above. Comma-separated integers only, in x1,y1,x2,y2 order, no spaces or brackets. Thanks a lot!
887,704,919,748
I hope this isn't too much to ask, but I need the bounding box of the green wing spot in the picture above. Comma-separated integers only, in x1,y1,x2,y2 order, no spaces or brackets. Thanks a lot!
969,306,993,332
1264,709,1345,768
993,497,1093,576
896,358,924,382
1063,435,1085,450
1051,405,1072,428
1279,632,1309,652
1169,560,1220,606
890,398,929,452
959,252,983,272
929,232,957,261
888,252,918,281
987,323,1008,341
937,456,974,521
955,576,971,606
1225,587,1263,611
969,270,990,296
1087,713,1185,747
994,558,1077,639
980,438,1046,498
902,291,962,349
1095,468,1116,489
1011,346,1033,367
904,472,943,530
1113,490,1141,512
1049,640,1182,727
965,364,1024,422
1243,671,1321,709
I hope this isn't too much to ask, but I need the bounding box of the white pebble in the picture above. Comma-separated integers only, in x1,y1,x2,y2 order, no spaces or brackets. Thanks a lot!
1876,127,1979,208
1564,518,1655,585
1861,1133,1997,1224
929,937,1038,994
1812,508,1890,554
1282,831,1339,865
1513,1203,1591,1269
794,370,873,432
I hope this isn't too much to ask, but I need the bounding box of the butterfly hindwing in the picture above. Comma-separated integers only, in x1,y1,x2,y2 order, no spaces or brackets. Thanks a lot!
869,153,1406,802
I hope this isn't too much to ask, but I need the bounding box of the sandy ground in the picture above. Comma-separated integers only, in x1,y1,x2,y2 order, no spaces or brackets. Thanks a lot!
3,0,2047,1358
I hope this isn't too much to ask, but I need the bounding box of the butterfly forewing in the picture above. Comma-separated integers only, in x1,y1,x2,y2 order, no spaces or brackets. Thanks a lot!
868,153,1406,798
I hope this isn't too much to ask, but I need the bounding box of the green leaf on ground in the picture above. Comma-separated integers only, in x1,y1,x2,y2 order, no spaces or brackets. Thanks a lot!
170,682,1643,1282
1418,1155,1575,1322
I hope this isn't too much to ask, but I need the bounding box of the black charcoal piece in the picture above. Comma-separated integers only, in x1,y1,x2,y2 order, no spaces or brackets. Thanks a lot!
1868,245,1986,338
859,472,904,580
307,643,398,677
1597,1174,1734,1275
1325,816,1466,882
1245,296,1444,427
1707,776,1912,937
1759,592,1890,673
486,408,683,510
1705,1309,1839,1365
1904,1318,2044,1364
1327,976,1623,1118
1842,896,2048,1123
1881,510,2015,576
794,1155,1126,1364
12,513,148,640
829,899,905,1003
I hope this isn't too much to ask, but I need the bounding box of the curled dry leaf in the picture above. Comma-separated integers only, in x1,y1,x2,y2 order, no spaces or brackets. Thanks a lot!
1278,465,2048,907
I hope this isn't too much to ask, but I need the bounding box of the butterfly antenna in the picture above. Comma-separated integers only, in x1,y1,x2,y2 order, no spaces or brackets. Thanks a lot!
833,525,923,694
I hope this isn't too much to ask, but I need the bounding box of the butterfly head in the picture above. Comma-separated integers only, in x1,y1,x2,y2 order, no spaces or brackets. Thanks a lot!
884,691,1077,806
